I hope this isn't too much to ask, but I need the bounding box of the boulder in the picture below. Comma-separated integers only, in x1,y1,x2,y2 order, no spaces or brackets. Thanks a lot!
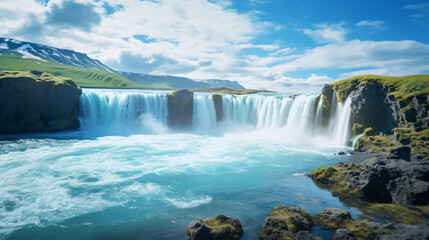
344,171,392,203
167,89,194,129
187,215,243,240
387,176,429,206
388,146,411,161
292,231,322,240
259,206,313,240
0,71,81,134
376,223,429,240
212,94,223,122
316,208,352,230
331,229,354,240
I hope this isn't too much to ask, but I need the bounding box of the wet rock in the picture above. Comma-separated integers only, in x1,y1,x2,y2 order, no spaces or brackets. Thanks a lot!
212,94,223,122
344,171,392,203
168,89,194,129
387,176,429,206
187,215,243,240
388,146,411,161
331,229,354,240
375,223,429,240
316,208,352,230
292,231,322,240
349,83,397,134
259,206,313,240
0,71,81,134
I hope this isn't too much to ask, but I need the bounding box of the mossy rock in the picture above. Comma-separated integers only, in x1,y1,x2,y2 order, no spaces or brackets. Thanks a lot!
354,127,395,152
393,128,429,160
0,71,81,133
187,215,243,240
352,123,364,136
316,208,374,240
259,205,313,240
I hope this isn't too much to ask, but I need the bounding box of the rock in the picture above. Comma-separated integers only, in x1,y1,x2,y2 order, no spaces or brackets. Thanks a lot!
338,151,345,155
259,206,313,240
167,89,194,129
388,146,411,161
316,208,352,230
212,94,223,122
187,215,243,240
188,219,213,240
331,229,354,240
292,231,322,240
376,223,429,240
387,176,429,206
349,83,397,134
0,71,81,134
344,171,392,203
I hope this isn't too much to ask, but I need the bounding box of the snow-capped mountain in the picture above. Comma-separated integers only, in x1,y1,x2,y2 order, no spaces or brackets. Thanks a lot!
0,38,113,72
199,79,245,89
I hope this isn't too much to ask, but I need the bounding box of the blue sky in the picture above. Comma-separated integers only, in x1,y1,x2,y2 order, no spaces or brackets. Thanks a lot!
0,0,428,92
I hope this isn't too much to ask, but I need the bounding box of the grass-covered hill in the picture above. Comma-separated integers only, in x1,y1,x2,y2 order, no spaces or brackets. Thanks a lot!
0,51,169,89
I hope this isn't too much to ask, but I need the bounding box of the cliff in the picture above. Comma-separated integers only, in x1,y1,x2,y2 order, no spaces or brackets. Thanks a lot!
322,75,429,160
0,71,82,134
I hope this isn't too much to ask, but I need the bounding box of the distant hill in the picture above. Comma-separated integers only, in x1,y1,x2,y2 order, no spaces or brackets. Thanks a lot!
120,72,246,89
0,37,246,90
199,79,245,89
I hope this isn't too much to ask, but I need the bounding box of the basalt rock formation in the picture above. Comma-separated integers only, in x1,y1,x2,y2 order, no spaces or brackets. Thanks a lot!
0,71,81,134
167,89,194,129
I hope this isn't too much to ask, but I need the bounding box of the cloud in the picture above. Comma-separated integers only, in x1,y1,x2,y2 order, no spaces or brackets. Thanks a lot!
270,40,429,77
302,23,348,43
356,20,386,30
46,0,102,31
402,3,429,28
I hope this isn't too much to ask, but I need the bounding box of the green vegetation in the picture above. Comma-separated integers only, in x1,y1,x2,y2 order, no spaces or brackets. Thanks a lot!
0,51,168,89
0,70,79,89
393,127,429,160
330,74,429,103
362,204,426,224
311,164,361,197
354,127,395,152
192,87,273,95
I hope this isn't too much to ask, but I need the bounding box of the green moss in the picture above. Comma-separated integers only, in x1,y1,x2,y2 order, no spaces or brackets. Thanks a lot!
345,220,374,240
0,70,80,90
310,164,361,197
362,204,426,225
354,127,395,152
393,128,429,160
203,215,243,240
328,74,429,103
352,123,364,136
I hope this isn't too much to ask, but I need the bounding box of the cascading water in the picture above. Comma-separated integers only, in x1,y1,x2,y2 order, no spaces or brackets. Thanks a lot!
78,89,353,146
79,89,169,134
192,94,217,133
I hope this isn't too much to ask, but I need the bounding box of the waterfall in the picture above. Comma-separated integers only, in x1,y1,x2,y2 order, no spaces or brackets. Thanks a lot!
192,94,217,132
79,89,354,146
329,95,353,146
79,89,168,134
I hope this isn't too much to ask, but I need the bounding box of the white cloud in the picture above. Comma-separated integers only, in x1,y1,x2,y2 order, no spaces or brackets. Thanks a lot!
302,23,348,43
356,20,386,30
0,0,428,93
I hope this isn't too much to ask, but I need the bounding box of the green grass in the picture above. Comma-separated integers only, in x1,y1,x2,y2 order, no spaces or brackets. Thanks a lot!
330,74,429,103
0,51,170,89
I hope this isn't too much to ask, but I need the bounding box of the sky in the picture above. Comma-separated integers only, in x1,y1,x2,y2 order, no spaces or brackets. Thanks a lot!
0,0,428,92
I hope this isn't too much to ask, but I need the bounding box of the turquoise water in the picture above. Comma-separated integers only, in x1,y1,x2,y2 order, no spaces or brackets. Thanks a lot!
0,89,360,239
0,131,360,240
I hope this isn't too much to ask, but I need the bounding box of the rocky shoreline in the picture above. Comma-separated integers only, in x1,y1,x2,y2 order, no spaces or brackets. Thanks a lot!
186,148,429,240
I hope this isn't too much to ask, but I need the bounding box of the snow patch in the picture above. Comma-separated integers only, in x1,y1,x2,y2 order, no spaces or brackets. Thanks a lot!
0,43,8,49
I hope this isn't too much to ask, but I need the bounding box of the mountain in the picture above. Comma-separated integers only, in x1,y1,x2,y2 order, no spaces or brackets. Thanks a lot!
120,72,246,89
199,79,245,89
0,37,246,90
0,38,112,72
